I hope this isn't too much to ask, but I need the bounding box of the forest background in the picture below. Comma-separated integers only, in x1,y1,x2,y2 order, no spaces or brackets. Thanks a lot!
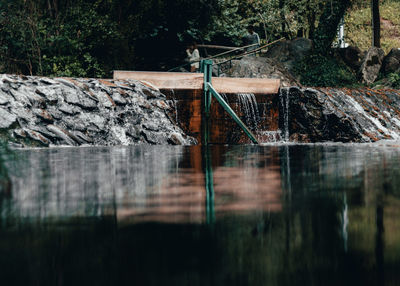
0,0,398,86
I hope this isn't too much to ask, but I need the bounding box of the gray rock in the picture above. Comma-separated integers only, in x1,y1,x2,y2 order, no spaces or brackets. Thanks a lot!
359,47,385,84
13,129,27,139
35,87,59,103
168,133,186,145
337,46,363,71
62,116,88,132
10,106,33,123
265,37,312,72
24,129,50,146
0,91,10,105
76,94,97,110
33,108,54,123
40,78,58,85
46,124,77,145
382,48,400,74
111,92,127,105
141,88,159,99
46,105,64,120
59,103,79,115
63,88,80,105
143,122,159,131
56,78,77,89
223,56,300,87
9,89,32,107
0,108,17,129
141,130,168,144
79,113,106,130
30,126,57,140
126,125,141,139
71,131,93,143
95,91,115,108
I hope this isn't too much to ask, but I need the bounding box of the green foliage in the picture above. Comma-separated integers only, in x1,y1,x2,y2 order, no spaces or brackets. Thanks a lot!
294,53,357,87
387,72,400,88
0,0,122,77
1,0,397,77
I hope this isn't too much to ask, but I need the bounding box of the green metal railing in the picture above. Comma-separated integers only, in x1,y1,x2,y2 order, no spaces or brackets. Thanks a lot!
168,38,284,74
200,60,259,145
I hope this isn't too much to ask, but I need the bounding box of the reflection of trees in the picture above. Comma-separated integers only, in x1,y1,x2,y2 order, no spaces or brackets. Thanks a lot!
2,146,184,221
0,146,399,285
280,145,400,286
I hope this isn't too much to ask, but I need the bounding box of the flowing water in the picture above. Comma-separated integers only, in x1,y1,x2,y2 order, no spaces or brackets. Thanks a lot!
236,93,260,130
279,88,290,141
0,145,400,285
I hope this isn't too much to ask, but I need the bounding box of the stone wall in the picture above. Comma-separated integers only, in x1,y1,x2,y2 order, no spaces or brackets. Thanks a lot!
0,74,196,147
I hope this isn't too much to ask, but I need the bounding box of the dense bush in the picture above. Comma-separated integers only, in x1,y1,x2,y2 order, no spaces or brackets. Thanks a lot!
0,0,395,86
293,53,357,87
387,72,400,88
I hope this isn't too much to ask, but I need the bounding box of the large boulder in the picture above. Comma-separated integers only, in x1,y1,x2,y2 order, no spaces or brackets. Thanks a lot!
358,47,385,84
382,48,400,74
336,45,363,71
220,56,300,87
265,37,313,72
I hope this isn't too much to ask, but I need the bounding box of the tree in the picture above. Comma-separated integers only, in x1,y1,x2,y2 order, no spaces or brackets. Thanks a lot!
371,0,381,47
313,0,352,53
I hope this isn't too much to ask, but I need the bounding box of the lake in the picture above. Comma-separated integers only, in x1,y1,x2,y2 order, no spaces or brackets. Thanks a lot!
0,144,399,286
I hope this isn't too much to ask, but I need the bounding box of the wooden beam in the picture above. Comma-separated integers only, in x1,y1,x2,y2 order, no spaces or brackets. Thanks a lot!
113,71,280,94
113,71,203,90
213,78,280,94
197,44,238,50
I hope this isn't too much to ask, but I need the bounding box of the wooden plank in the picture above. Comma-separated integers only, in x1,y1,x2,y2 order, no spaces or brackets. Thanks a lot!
113,71,280,94
198,44,238,50
212,77,280,95
113,71,203,90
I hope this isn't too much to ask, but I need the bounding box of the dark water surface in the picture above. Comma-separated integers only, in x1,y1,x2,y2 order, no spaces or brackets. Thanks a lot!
1,145,400,286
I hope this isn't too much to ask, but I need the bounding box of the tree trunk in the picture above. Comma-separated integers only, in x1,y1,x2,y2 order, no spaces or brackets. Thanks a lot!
371,0,381,47
279,0,287,37
313,0,351,53
307,11,316,39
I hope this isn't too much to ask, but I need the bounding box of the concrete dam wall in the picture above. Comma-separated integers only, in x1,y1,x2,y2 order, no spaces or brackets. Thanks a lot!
1,73,400,147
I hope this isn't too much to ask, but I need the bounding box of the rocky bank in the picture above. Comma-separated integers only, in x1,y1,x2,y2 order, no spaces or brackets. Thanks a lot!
284,86,400,142
0,74,196,147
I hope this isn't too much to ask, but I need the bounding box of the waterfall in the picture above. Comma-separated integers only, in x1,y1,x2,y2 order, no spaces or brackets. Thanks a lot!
237,93,260,130
279,88,290,141
168,89,179,124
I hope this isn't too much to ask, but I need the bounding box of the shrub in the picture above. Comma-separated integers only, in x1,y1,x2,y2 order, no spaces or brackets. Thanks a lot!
387,72,400,88
293,53,358,87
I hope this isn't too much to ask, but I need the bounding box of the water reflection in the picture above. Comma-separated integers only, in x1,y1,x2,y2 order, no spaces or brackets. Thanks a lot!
0,145,399,286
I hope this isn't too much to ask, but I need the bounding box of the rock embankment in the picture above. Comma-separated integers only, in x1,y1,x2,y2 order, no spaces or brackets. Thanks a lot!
0,74,196,147
284,87,400,142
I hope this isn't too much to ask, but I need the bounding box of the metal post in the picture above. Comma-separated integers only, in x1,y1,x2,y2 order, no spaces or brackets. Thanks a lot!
201,59,259,145
201,60,213,145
